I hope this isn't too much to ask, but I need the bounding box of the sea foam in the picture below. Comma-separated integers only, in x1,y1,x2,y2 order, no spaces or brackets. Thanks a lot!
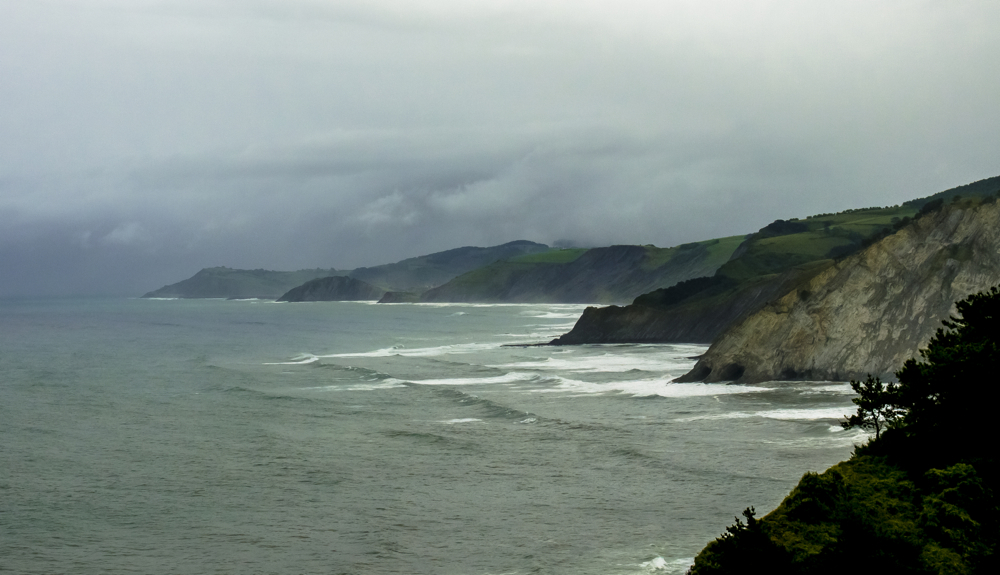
533,377,772,398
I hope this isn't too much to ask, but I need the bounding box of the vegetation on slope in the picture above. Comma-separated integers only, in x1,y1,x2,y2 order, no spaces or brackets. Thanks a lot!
689,286,1000,574
142,240,550,299
555,176,1000,345
346,240,550,292
141,267,339,299
420,238,744,304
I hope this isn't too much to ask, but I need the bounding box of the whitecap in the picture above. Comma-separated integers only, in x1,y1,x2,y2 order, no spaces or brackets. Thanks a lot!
640,556,693,573
493,350,706,374
795,383,855,395
531,377,772,397
403,372,542,386
760,427,871,448
678,407,855,422
755,407,856,421
321,342,501,358
519,311,585,319
438,418,484,424
264,354,319,365
300,381,407,392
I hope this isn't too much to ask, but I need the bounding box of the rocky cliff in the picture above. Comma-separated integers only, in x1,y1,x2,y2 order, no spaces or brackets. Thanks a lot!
551,264,829,344
680,199,1000,383
277,276,385,302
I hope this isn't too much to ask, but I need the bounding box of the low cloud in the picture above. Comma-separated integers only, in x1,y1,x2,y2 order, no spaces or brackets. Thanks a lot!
1,1,998,296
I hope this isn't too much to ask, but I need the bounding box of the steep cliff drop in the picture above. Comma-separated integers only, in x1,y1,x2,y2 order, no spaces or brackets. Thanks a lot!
679,199,1000,383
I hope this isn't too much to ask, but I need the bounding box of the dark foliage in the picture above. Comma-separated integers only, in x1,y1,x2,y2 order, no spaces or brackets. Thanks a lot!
916,198,944,218
841,375,904,440
632,276,734,308
893,285,1000,466
893,216,913,230
688,508,791,575
759,219,810,238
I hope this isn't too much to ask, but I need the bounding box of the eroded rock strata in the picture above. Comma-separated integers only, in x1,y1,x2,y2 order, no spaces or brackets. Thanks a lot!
680,200,1000,383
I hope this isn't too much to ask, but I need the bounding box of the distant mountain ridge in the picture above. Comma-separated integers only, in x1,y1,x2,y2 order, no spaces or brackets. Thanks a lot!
142,267,340,299
417,238,744,304
348,240,550,292
142,240,550,300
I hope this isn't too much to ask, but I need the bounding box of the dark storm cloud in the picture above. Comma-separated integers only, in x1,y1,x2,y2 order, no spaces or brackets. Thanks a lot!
1,1,998,296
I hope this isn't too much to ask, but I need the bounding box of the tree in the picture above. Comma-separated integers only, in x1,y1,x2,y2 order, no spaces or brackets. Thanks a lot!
688,507,790,574
841,375,904,440
892,285,1000,462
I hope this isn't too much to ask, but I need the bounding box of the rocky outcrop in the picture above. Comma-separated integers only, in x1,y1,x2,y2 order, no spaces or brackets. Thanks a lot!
680,200,1000,383
551,266,828,344
277,276,386,302
377,291,421,303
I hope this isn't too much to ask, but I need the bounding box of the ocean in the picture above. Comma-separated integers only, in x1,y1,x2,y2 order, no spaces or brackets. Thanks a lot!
0,298,864,574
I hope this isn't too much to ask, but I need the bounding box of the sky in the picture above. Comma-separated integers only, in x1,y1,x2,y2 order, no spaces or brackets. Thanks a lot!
1,0,998,296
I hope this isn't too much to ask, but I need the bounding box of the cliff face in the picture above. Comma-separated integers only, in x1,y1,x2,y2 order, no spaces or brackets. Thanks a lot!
551,266,827,344
681,200,1000,383
277,276,385,302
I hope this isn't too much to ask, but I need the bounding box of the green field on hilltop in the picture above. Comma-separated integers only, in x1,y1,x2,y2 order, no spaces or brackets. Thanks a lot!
507,248,589,264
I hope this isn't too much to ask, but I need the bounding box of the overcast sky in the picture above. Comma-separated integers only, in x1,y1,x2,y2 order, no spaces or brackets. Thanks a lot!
1,0,998,296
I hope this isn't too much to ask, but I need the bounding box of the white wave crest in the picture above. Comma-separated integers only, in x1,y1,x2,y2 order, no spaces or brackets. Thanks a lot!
264,354,319,365
438,418,484,424
403,372,542,386
299,381,406,391
518,311,583,319
795,383,855,394
533,377,772,397
678,407,854,422
493,350,705,374
640,556,693,573
321,342,500,358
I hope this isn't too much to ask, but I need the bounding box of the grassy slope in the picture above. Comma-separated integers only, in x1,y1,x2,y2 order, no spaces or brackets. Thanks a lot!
557,178,1000,345
716,206,918,281
348,240,550,291
506,248,588,264
423,238,742,303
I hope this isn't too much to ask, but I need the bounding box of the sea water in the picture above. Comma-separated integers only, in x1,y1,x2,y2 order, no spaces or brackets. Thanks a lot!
0,298,865,574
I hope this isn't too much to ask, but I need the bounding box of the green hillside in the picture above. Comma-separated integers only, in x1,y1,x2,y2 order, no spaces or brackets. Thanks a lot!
420,238,744,304
347,240,550,291
554,176,1000,345
143,240,551,299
